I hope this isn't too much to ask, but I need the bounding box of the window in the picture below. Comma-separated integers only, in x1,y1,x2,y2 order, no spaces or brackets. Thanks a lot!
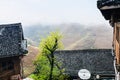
1,60,14,72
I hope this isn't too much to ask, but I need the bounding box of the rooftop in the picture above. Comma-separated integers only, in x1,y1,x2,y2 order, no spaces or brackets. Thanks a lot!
0,23,27,58
55,49,114,77
97,0,120,20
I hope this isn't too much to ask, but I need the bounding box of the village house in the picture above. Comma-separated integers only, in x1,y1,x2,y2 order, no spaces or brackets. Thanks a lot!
55,49,115,80
0,23,28,80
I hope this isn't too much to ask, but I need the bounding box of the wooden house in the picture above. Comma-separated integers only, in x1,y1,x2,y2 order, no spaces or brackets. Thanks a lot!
0,23,28,80
55,49,115,80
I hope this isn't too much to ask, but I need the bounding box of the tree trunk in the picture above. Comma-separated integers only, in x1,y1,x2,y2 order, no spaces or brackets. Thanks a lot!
49,52,54,80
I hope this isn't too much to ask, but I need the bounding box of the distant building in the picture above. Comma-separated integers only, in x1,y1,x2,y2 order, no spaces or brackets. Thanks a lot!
55,49,115,80
0,23,28,80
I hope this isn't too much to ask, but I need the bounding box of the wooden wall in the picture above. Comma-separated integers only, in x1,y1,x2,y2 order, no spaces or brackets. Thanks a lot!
0,56,22,80
113,22,120,71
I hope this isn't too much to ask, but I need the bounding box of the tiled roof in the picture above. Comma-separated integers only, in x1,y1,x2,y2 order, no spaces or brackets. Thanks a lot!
97,0,120,20
0,23,27,58
97,0,120,9
55,49,114,77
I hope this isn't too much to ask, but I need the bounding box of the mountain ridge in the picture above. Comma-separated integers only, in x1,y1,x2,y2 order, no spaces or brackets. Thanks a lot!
23,23,113,50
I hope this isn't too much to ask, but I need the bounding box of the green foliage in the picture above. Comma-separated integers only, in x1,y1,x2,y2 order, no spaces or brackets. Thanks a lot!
33,55,50,80
31,31,69,80
39,31,63,55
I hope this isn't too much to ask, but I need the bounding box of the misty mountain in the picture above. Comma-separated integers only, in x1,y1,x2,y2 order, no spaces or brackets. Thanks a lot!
23,23,113,50
23,24,55,45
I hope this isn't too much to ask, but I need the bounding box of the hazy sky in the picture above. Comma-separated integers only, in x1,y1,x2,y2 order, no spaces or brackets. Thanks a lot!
0,0,109,26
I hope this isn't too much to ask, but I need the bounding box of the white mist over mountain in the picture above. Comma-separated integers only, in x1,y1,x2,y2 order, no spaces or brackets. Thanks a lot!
0,0,109,26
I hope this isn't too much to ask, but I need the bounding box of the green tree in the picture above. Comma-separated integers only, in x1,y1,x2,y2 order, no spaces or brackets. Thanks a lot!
32,31,68,80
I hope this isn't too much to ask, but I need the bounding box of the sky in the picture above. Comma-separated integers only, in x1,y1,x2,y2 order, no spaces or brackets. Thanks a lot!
0,0,110,26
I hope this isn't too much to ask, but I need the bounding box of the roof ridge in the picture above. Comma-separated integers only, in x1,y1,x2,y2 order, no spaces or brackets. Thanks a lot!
0,23,21,27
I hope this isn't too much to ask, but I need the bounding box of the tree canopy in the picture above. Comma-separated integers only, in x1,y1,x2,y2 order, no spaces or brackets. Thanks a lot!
31,32,69,80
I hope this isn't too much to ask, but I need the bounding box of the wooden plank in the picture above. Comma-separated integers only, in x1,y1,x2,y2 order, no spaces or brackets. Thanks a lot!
114,23,119,64
114,22,120,65
116,22,120,28
118,23,120,65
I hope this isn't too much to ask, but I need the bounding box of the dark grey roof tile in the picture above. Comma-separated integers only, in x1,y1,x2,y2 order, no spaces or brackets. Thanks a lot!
55,49,114,76
0,23,27,58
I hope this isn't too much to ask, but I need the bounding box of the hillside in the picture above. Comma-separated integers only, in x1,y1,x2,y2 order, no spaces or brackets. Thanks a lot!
23,46,39,77
23,23,113,50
